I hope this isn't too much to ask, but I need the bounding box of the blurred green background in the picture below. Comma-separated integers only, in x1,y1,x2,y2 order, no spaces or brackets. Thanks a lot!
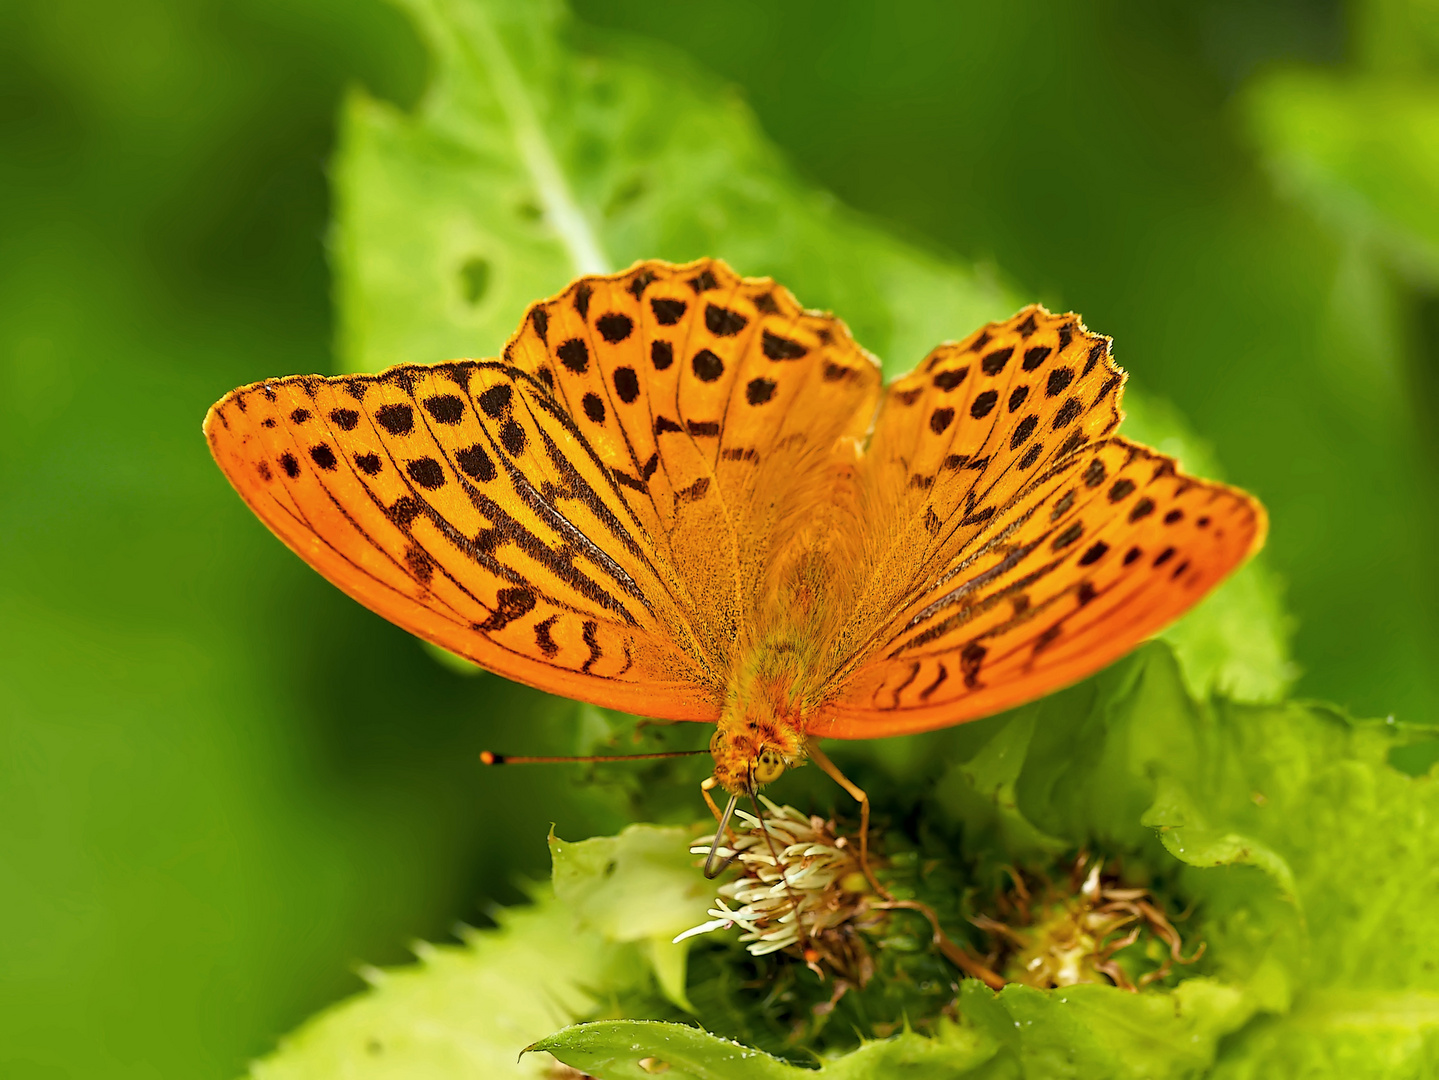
3,0,1437,1076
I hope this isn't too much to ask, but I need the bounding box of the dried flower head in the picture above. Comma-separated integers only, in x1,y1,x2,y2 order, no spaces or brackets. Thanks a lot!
675,796,881,983
973,852,1203,991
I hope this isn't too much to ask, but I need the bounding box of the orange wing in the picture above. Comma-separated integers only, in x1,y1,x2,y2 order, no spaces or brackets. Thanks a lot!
204,259,881,719
498,259,882,674
811,306,1265,738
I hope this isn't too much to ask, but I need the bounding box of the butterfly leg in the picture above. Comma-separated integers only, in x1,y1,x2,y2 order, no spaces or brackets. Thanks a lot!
699,775,726,821
804,740,890,900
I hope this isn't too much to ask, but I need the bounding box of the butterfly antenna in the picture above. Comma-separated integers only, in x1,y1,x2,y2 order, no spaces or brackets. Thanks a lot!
703,791,742,879
480,749,709,765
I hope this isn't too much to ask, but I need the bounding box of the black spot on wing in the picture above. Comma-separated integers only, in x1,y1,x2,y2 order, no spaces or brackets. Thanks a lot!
1052,398,1083,428
596,312,633,343
1046,367,1075,397
626,269,657,299
582,393,605,424
705,303,748,337
500,419,526,456
692,349,724,382
533,615,559,657
330,408,360,431
476,587,537,633
557,339,589,374
1022,346,1051,371
424,394,465,424
479,384,512,418
613,366,640,403
1009,414,1038,449
376,404,414,435
762,329,807,360
981,347,1014,375
406,457,446,490
1083,341,1108,376
456,444,495,482
651,297,686,325
934,367,969,391
746,377,777,405
970,390,998,419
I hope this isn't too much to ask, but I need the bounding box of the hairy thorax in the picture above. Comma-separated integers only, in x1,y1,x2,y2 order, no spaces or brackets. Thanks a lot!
709,639,814,793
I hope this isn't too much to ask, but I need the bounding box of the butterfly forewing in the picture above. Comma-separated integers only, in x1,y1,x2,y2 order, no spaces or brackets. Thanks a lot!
811,308,1265,737
205,258,885,720
205,361,721,717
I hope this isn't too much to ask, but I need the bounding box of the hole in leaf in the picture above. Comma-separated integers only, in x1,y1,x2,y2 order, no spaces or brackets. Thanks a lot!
459,257,491,305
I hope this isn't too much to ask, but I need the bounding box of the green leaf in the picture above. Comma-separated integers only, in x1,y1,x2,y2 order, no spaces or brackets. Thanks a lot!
549,823,709,942
549,823,712,1010
931,704,1069,861
529,1021,803,1080
974,646,1439,1073
419,638,489,675
529,1018,1001,1079
1208,991,1439,1079
332,0,1015,378
958,978,1255,1080
248,890,643,1079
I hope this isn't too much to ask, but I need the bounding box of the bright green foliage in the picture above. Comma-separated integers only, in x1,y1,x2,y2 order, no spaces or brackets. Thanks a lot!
332,0,1015,378
232,2,1439,1075
249,891,633,1080
1244,0,1439,287
1246,72,1439,284
7,0,1437,1074
529,1019,999,1079
549,823,712,1010
253,641,1439,1078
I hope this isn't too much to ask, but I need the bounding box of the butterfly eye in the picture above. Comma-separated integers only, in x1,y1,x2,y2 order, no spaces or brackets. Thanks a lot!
752,747,786,785
710,729,726,755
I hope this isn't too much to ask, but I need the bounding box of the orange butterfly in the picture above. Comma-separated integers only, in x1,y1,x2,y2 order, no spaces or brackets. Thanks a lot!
205,258,1264,863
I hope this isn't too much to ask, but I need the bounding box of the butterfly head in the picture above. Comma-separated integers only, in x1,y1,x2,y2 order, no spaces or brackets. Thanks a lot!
708,713,805,793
